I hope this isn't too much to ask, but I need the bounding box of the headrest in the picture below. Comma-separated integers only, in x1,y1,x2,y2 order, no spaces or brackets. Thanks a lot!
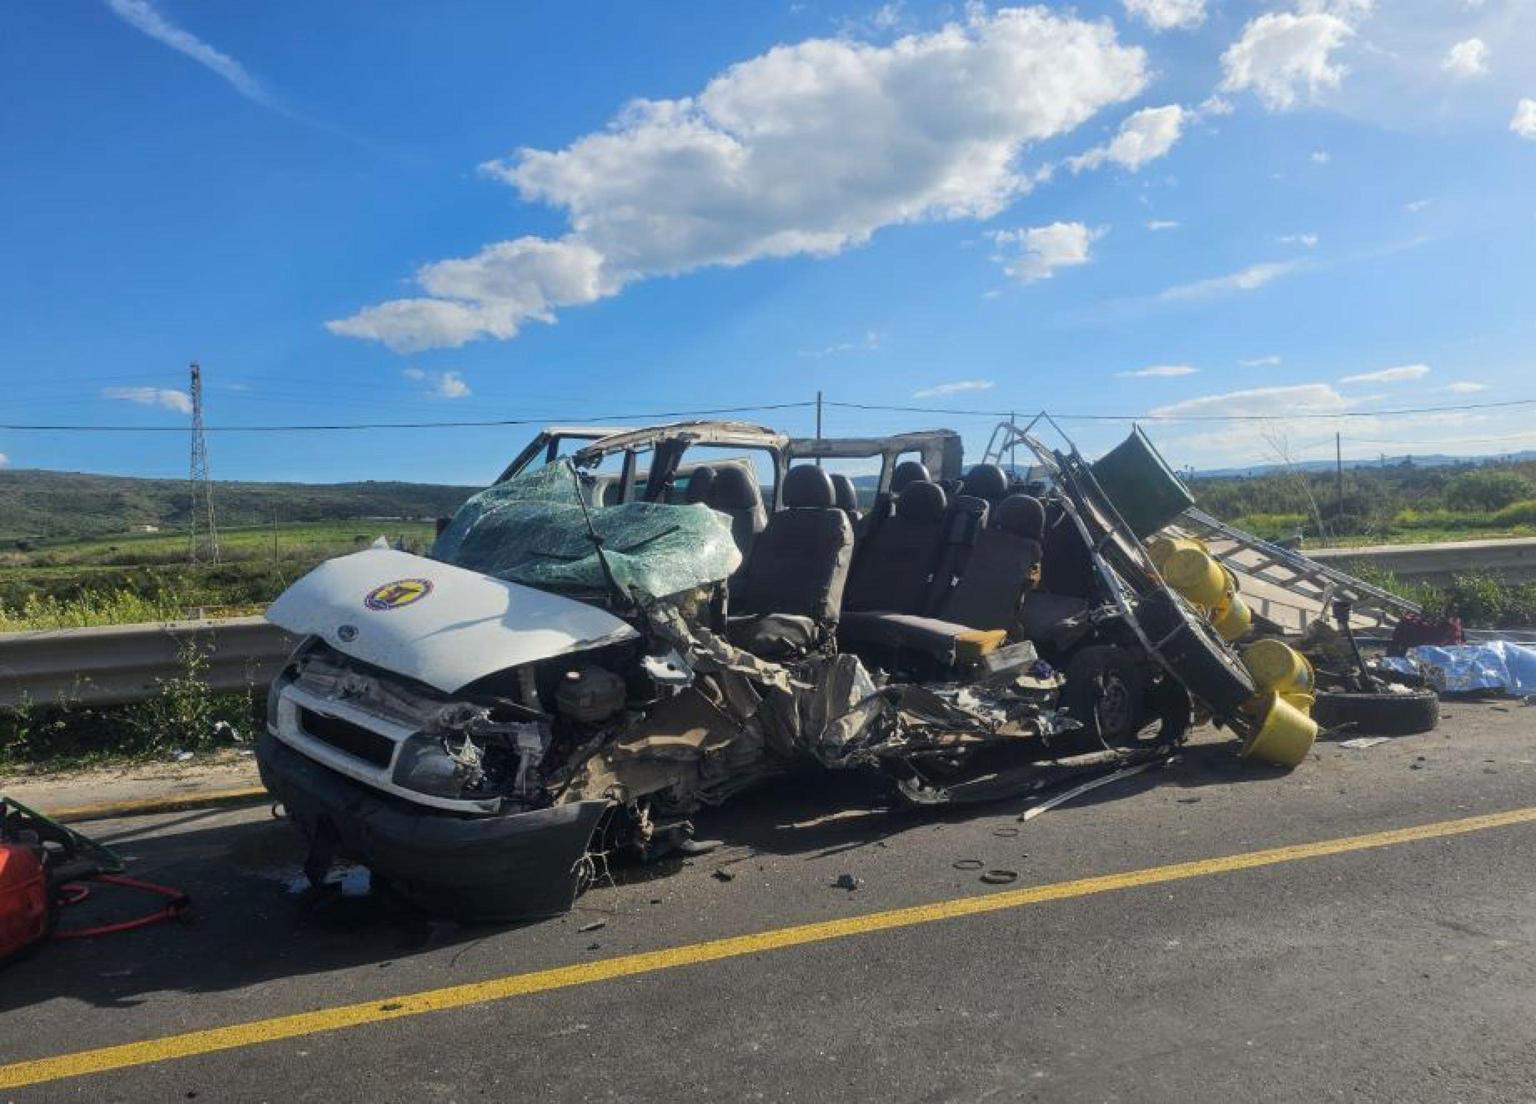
783,465,837,509
896,480,947,523
992,494,1046,539
829,473,860,513
683,466,716,503
891,460,931,493
708,465,761,511
962,463,1009,500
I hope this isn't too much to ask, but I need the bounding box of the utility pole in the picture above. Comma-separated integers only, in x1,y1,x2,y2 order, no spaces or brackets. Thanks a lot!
1335,432,1344,520
814,390,823,466
188,361,220,563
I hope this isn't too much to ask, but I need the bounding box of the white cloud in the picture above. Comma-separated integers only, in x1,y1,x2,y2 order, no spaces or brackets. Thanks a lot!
105,0,275,110
1219,11,1355,111
913,379,995,399
1310,150,1331,163
1123,0,1206,31
1442,381,1489,394
1441,38,1489,78
1278,232,1319,247
102,386,193,415
1339,363,1430,383
800,331,882,358
1513,98,1536,139
0,454,8,468
1146,219,1181,231
1069,105,1186,172
402,367,471,398
329,8,1148,351
1150,382,1352,420
1116,364,1198,378
1160,260,1300,301
1141,381,1376,467
990,221,1104,282
1403,198,1432,212
1240,354,1283,367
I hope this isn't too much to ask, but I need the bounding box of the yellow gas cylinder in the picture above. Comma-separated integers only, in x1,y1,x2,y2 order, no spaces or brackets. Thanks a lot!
1241,692,1318,768
1242,639,1314,697
1209,592,1252,642
1163,545,1228,607
1147,536,1204,570
1280,691,1315,713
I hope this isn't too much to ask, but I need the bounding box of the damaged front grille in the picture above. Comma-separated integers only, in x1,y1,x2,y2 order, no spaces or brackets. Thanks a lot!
298,707,396,768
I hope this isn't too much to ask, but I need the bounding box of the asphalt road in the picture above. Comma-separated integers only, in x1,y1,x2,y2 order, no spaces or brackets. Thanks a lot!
4,701,1536,1103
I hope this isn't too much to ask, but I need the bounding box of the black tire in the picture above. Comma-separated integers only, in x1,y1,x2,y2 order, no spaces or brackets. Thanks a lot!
1313,688,1439,736
1061,645,1146,743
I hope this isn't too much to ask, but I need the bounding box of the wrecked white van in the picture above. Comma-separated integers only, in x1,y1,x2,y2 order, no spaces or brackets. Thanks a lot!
258,422,1073,920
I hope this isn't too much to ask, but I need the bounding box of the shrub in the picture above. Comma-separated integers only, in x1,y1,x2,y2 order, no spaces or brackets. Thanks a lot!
1444,470,1534,512
1490,499,1536,527
0,642,261,766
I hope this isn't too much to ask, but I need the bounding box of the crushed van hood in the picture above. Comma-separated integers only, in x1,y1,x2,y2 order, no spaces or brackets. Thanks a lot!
265,548,639,693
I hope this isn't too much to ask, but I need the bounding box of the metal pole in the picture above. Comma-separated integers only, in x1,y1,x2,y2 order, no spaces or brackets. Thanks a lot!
1335,432,1343,520
814,390,823,466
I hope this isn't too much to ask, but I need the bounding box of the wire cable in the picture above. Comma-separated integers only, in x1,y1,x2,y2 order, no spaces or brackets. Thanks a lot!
0,400,818,433
3,396,1535,433
822,397,1536,422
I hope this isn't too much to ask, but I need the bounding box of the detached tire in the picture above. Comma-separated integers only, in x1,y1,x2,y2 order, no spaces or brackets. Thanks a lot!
1061,646,1146,744
1313,688,1440,736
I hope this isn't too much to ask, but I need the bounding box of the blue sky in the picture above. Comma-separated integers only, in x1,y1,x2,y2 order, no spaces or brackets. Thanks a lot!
2,0,1533,486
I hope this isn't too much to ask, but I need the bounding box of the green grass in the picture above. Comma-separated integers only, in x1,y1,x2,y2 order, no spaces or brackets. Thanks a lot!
1342,563,1536,628
0,520,437,630
3,518,437,568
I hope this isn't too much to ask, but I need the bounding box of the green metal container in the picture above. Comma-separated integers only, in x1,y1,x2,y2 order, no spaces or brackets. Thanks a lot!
1089,427,1195,538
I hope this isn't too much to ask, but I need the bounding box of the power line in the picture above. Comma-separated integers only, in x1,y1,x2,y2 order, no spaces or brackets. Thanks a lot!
0,401,819,433
823,397,1536,422
2,395,1535,433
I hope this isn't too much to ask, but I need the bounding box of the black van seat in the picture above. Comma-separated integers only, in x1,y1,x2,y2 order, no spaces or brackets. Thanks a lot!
960,463,1010,503
1017,592,1091,646
838,613,1007,668
890,460,930,493
840,492,1047,670
829,473,862,525
933,494,1045,631
727,465,854,659
683,466,716,504
706,465,767,562
862,459,932,538
844,480,949,613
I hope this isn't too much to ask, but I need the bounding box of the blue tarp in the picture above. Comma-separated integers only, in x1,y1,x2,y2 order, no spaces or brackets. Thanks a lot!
1380,641,1536,695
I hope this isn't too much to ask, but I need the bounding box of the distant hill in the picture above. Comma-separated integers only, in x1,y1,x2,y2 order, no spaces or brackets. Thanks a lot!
0,469,479,546
1192,450,1536,479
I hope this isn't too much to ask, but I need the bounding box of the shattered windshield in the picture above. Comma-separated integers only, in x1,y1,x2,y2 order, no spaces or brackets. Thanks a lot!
431,460,742,599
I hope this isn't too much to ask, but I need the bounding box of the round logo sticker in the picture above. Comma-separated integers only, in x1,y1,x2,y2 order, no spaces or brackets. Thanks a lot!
364,578,433,611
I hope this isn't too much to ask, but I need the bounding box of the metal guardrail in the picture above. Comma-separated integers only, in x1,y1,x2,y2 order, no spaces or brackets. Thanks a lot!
3,534,1535,710
1308,536,1536,586
0,617,298,709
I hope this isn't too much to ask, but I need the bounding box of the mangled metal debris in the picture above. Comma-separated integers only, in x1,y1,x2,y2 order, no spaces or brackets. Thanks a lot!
256,416,1404,922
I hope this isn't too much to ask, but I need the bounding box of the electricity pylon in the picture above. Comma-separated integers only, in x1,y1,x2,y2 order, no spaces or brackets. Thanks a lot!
188,361,220,564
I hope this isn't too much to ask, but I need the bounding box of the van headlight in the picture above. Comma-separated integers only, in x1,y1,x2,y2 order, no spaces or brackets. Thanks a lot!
392,732,485,798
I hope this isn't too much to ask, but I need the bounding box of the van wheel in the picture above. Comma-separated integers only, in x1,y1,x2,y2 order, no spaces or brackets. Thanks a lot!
1062,646,1146,744
1313,688,1439,736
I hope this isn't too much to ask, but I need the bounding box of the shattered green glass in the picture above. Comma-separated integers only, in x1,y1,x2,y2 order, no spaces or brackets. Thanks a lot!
431,460,742,599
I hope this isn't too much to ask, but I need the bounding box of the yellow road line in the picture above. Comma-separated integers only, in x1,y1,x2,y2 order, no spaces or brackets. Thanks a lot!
41,786,269,824
5,804,1535,1091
